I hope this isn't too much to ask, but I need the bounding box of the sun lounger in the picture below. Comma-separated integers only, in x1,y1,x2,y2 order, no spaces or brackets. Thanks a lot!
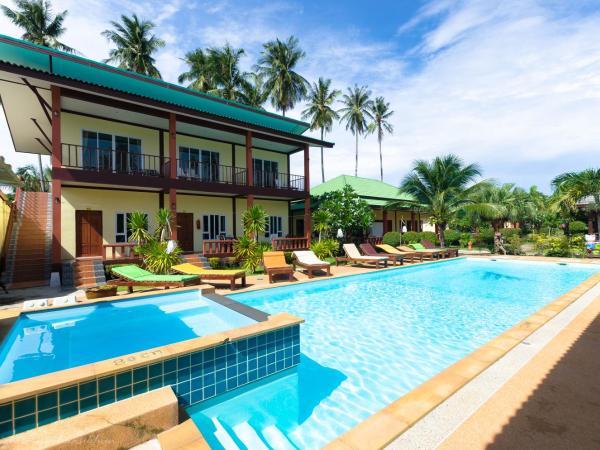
397,245,439,260
263,251,295,283
359,243,403,265
338,244,388,268
420,240,458,257
376,244,423,263
292,250,331,278
410,242,448,258
111,265,199,293
172,263,246,290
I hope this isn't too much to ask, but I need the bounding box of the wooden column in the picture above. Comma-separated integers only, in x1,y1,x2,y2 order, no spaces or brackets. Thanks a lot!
51,86,61,267
246,130,253,208
382,208,388,234
169,188,177,241
410,211,416,232
304,144,311,243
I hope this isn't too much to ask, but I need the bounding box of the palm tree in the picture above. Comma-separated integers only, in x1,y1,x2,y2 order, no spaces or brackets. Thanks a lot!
302,78,340,182
368,97,394,181
399,154,487,247
206,45,249,102
242,205,268,242
102,14,165,78
1,0,74,52
312,209,331,241
339,85,373,177
178,49,214,92
257,36,308,116
240,73,269,109
14,164,48,192
552,169,600,235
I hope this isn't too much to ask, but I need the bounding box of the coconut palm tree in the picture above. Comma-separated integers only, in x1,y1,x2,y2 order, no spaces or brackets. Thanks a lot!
368,96,394,181
206,45,249,102
399,154,489,247
242,205,268,242
240,73,269,109
552,169,600,235
14,164,48,192
302,78,340,182
339,85,373,177
1,0,75,52
312,209,331,241
257,36,308,116
102,14,165,78
178,49,214,92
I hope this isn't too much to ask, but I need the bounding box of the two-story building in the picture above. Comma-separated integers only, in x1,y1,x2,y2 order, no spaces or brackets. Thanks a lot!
0,34,332,275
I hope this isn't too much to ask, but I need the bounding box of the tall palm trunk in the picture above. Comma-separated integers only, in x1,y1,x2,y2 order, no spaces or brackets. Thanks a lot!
320,128,325,183
354,133,358,177
38,154,45,192
378,136,383,181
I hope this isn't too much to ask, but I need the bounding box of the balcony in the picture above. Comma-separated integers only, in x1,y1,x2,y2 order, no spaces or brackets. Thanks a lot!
59,143,306,194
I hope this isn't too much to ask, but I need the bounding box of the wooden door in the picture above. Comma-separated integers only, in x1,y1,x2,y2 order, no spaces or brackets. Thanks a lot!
76,210,103,257
177,213,194,252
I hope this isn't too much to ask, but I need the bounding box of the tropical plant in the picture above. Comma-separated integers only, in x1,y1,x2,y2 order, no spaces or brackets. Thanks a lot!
401,231,419,244
468,183,532,230
154,208,172,242
127,211,151,244
382,231,402,247
14,164,49,192
178,49,214,91
443,229,462,246
257,36,308,116
206,44,249,102
339,85,373,177
140,239,181,274
242,205,268,242
314,186,374,240
552,169,600,235
310,238,338,260
240,73,269,109
233,235,261,272
398,154,489,247
368,96,394,181
1,0,75,52
569,220,588,234
312,208,332,241
302,78,340,182
102,14,165,78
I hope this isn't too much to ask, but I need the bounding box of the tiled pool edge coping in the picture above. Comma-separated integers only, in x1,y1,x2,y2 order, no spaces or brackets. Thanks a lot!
322,265,600,450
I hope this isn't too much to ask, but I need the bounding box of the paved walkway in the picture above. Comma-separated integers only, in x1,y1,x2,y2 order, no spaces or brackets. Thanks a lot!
439,286,600,449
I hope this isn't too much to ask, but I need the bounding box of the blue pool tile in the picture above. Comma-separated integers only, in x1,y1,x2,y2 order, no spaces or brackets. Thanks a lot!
267,364,276,375
226,353,236,366
0,404,12,423
37,392,58,411
284,327,292,338
258,356,266,367
133,367,148,383
292,355,300,365
116,386,132,401
276,360,284,371
14,414,36,433
238,362,247,373
190,364,202,379
215,346,226,359
190,376,202,391
203,373,215,386
226,343,236,355
178,355,190,369
238,373,248,385
267,332,275,344
14,397,35,417
164,371,176,386
175,382,190,396
276,350,285,361
227,377,238,390
190,351,202,366
98,376,115,393
0,420,13,438
257,334,266,346
216,382,226,395
59,401,78,419
285,348,293,358
133,381,148,396
37,407,58,426
203,348,215,361
99,391,115,407
203,384,215,399
267,353,275,365
238,350,248,362
284,358,293,368
79,380,97,399
237,340,247,351
258,367,267,378
164,358,177,373
148,362,162,378
191,389,203,404
177,368,191,383
149,376,163,391
179,393,191,406
258,346,266,357
249,370,257,382
214,358,224,371
79,395,98,413
226,366,237,379
276,329,284,341
216,369,226,383
116,371,132,387
248,359,257,371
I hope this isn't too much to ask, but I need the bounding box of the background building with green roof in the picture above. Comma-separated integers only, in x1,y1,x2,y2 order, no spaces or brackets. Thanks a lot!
291,175,433,237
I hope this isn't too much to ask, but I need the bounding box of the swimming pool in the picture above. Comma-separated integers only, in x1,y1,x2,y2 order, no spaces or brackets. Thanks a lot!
187,258,599,449
0,290,256,383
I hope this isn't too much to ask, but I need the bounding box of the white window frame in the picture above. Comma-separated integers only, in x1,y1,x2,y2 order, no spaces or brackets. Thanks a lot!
202,214,226,240
265,216,283,238
81,130,144,172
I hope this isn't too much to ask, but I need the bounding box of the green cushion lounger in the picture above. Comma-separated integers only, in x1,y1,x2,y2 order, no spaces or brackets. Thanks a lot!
111,265,200,293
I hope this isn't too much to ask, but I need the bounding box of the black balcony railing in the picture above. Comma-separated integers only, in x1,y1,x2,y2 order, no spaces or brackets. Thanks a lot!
177,159,247,185
61,144,167,176
253,170,304,191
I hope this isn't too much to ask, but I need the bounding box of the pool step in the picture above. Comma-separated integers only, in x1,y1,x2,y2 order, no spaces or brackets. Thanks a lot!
210,418,294,450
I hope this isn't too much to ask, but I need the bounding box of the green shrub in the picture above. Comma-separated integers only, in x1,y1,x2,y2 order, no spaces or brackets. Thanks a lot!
473,227,495,247
500,227,520,239
458,232,472,248
311,238,339,259
140,240,182,274
444,229,462,246
207,257,221,269
420,231,438,245
505,235,522,255
532,234,584,257
383,231,402,247
402,231,420,244
233,236,261,273
569,220,588,234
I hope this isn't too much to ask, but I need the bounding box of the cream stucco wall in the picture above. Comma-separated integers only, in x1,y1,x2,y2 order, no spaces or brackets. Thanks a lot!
233,146,289,173
61,187,160,259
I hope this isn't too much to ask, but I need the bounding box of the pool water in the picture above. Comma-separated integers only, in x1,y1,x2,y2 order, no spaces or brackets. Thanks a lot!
0,291,255,383
187,258,599,449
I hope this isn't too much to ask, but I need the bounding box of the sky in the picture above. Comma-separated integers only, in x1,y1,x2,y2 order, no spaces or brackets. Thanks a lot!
1,0,600,192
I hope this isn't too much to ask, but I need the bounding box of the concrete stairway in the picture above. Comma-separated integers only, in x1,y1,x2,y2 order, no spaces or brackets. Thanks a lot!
4,192,52,288
62,258,106,288
182,253,210,268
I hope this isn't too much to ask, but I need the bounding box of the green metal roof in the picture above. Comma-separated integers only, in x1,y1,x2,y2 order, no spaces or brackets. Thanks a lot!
310,175,414,206
0,34,311,135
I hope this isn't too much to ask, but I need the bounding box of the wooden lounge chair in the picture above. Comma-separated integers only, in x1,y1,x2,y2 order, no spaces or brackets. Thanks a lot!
337,244,388,268
376,244,423,263
359,243,403,265
263,251,295,283
292,250,331,278
397,245,439,260
110,265,199,293
420,240,458,258
172,263,246,290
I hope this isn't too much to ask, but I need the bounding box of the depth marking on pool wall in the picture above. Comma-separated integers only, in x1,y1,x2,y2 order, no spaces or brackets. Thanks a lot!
113,349,164,366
